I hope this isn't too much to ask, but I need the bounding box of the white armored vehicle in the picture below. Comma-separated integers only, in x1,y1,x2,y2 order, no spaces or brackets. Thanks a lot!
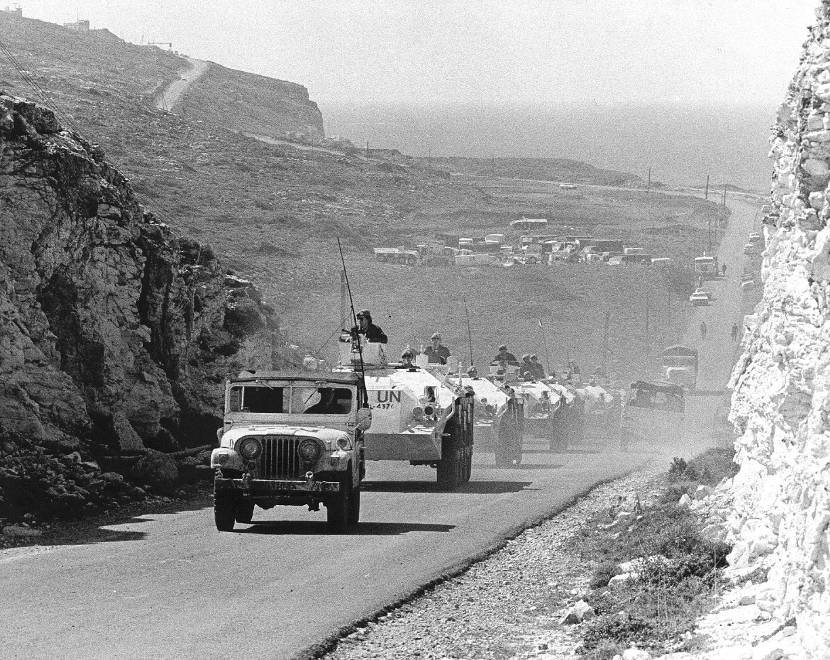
447,369,524,467
210,371,370,532
336,337,475,489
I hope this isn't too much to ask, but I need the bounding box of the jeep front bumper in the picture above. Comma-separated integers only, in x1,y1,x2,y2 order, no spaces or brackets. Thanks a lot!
214,476,340,496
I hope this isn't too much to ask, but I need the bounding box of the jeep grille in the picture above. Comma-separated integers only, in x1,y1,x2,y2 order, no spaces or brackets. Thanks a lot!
255,435,306,479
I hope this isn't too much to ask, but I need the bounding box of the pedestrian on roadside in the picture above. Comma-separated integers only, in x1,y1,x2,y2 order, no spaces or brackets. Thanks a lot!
731,323,739,342
700,321,708,340
722,263,727,276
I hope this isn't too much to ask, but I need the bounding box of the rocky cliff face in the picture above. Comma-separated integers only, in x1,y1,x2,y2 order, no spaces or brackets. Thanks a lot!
179,62,325,141
727,3,830,654
0,93,281,513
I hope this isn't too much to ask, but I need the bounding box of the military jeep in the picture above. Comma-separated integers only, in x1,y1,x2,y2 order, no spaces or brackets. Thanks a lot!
210,371,370,532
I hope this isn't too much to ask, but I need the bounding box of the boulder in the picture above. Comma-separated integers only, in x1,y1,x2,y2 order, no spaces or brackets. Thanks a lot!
129,451,178,494
559,599,595,625
2,524,42,538
112,411,145,452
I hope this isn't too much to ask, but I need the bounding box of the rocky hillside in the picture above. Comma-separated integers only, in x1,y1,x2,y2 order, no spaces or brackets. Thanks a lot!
726,2,830,654
0,94,281,519
178,61,324,141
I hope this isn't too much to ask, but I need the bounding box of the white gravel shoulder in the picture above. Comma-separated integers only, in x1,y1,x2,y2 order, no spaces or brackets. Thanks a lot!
326,464,665,659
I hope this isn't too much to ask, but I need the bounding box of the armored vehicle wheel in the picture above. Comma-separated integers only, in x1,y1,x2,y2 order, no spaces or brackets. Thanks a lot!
235,499,254,524
496,413,522,466
437,445,460,490
549,419,567,452
327,474,356,532
214,495,235,532
463,446,473,482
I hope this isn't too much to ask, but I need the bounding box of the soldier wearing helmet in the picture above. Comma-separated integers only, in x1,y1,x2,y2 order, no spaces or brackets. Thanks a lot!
350,309,388,344
492,344,519,366
398,347,416,370
424,332,451,364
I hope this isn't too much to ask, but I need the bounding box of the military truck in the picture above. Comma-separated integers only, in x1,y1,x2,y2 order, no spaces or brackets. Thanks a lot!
336,337,475,490
210,371,371,532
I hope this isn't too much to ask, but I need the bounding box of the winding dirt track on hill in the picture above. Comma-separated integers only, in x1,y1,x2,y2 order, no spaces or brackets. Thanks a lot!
154,57,209,112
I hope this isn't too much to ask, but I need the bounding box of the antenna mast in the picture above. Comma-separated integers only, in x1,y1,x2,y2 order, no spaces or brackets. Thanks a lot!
463,297,474,368
337,238,366,385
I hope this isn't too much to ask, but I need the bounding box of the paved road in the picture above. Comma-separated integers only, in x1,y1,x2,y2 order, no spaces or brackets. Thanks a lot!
154,57,209,112
0,192,757,660
682,195,758,451
1,442,648,659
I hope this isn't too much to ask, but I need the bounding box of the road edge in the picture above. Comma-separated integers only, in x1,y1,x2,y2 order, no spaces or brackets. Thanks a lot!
293,459,654,660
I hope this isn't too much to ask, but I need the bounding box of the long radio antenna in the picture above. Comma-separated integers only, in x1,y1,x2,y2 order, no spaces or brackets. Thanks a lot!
337,238,366,385
463,297,474,368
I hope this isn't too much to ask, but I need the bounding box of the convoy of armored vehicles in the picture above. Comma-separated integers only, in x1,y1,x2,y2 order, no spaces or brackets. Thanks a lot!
210,308,698,534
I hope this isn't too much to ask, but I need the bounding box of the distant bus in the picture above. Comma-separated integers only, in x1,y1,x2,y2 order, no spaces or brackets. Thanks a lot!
510,217,548,231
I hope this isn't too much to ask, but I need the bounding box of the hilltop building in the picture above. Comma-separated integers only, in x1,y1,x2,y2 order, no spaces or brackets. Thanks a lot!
63,19,90,32
2,5,22,16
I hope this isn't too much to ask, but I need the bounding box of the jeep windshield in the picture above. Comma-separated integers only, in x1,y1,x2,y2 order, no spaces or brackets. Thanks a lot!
228,382,354,415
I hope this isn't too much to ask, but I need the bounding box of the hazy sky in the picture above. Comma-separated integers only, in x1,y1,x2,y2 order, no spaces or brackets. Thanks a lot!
14,0,819,106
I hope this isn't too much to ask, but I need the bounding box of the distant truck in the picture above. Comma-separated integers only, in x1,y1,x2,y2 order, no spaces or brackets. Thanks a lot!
694,255,719,278
661,345,699,391
211,371,371,532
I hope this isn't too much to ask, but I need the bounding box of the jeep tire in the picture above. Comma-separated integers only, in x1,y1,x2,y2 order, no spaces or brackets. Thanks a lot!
214,494,235,532
235,499,254,524
347,481,361,526
327,473,356,532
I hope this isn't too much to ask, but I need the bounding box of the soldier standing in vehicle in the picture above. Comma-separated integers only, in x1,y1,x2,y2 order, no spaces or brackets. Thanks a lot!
530,354,546,380
493,344,519,366
424,332,451,364
350,309,388,343
519,354,534,379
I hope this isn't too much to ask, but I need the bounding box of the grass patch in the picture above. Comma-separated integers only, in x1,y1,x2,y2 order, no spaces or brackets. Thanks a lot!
570,449,735,657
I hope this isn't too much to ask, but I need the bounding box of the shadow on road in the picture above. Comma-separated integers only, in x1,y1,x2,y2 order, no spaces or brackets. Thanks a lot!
240,520,455,536
364,480,534,494
0,489,213,551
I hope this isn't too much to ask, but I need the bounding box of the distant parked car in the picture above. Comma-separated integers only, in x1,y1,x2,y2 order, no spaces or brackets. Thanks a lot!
689,289,711,306
651,257,671,266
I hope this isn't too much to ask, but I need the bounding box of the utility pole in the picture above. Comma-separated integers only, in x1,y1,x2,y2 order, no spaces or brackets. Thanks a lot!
602,310,610,376
707,214,712,254
722,183,727,207
646,167,652,194
704,174,710,200
365,140,369,158
645,292,650,355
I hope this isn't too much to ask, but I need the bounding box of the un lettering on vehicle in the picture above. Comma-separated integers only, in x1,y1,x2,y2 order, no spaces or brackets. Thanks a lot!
372,390,401,410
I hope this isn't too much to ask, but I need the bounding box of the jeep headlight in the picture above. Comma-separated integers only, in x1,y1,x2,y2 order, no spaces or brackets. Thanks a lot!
336,436,351,451
238,437,262,460
297,438,322,463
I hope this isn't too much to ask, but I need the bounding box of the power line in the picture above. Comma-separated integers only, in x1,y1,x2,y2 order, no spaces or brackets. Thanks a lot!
0,35,83,136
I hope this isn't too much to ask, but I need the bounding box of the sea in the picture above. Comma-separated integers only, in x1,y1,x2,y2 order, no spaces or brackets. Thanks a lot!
320,102,779,193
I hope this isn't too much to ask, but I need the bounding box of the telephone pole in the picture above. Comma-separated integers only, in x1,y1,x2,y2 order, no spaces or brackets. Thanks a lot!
704,174,710,200
602,310,610,376
646,167,652,194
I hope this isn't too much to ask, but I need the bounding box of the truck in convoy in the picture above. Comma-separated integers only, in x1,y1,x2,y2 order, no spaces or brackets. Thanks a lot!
210,371,371,532
335,337,475,489
620,380,686,449
661,345,699,391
